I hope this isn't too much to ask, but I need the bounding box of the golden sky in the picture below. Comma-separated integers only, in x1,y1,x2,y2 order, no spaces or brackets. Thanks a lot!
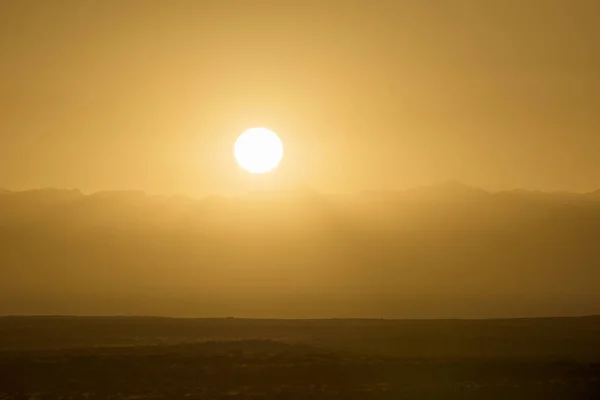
1,1,599,196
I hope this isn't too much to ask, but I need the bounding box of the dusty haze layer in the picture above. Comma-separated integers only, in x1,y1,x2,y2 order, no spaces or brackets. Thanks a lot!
1,183,599,318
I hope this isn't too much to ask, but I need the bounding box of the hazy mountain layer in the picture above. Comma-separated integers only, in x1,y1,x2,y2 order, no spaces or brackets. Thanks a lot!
1,184,599,318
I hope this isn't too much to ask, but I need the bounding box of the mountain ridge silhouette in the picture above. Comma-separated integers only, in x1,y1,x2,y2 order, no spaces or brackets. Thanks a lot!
0,181,598,204
1,180,599,318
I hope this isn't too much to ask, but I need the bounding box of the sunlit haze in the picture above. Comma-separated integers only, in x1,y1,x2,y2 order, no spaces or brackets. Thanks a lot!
1,1,599,196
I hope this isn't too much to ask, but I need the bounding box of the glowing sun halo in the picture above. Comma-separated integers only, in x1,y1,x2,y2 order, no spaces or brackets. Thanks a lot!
234,128,283,174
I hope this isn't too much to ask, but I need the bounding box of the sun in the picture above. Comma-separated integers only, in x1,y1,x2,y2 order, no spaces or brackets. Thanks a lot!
234,128,283,174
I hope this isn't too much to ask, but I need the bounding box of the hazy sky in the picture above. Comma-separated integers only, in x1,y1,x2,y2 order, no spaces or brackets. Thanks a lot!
1,0,599,196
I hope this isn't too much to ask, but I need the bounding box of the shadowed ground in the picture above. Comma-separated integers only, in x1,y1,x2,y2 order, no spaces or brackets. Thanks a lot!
0,317,599,399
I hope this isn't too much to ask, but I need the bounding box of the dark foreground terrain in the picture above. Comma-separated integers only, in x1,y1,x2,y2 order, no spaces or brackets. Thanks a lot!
1,317,599,399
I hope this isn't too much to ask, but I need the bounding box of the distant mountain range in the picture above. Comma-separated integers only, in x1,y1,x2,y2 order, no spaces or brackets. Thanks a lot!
361,180,600,202
1,182,599,318
1,180,600,205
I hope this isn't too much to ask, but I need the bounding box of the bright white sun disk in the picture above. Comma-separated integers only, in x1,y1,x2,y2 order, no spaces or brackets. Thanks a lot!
234,128,283,174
